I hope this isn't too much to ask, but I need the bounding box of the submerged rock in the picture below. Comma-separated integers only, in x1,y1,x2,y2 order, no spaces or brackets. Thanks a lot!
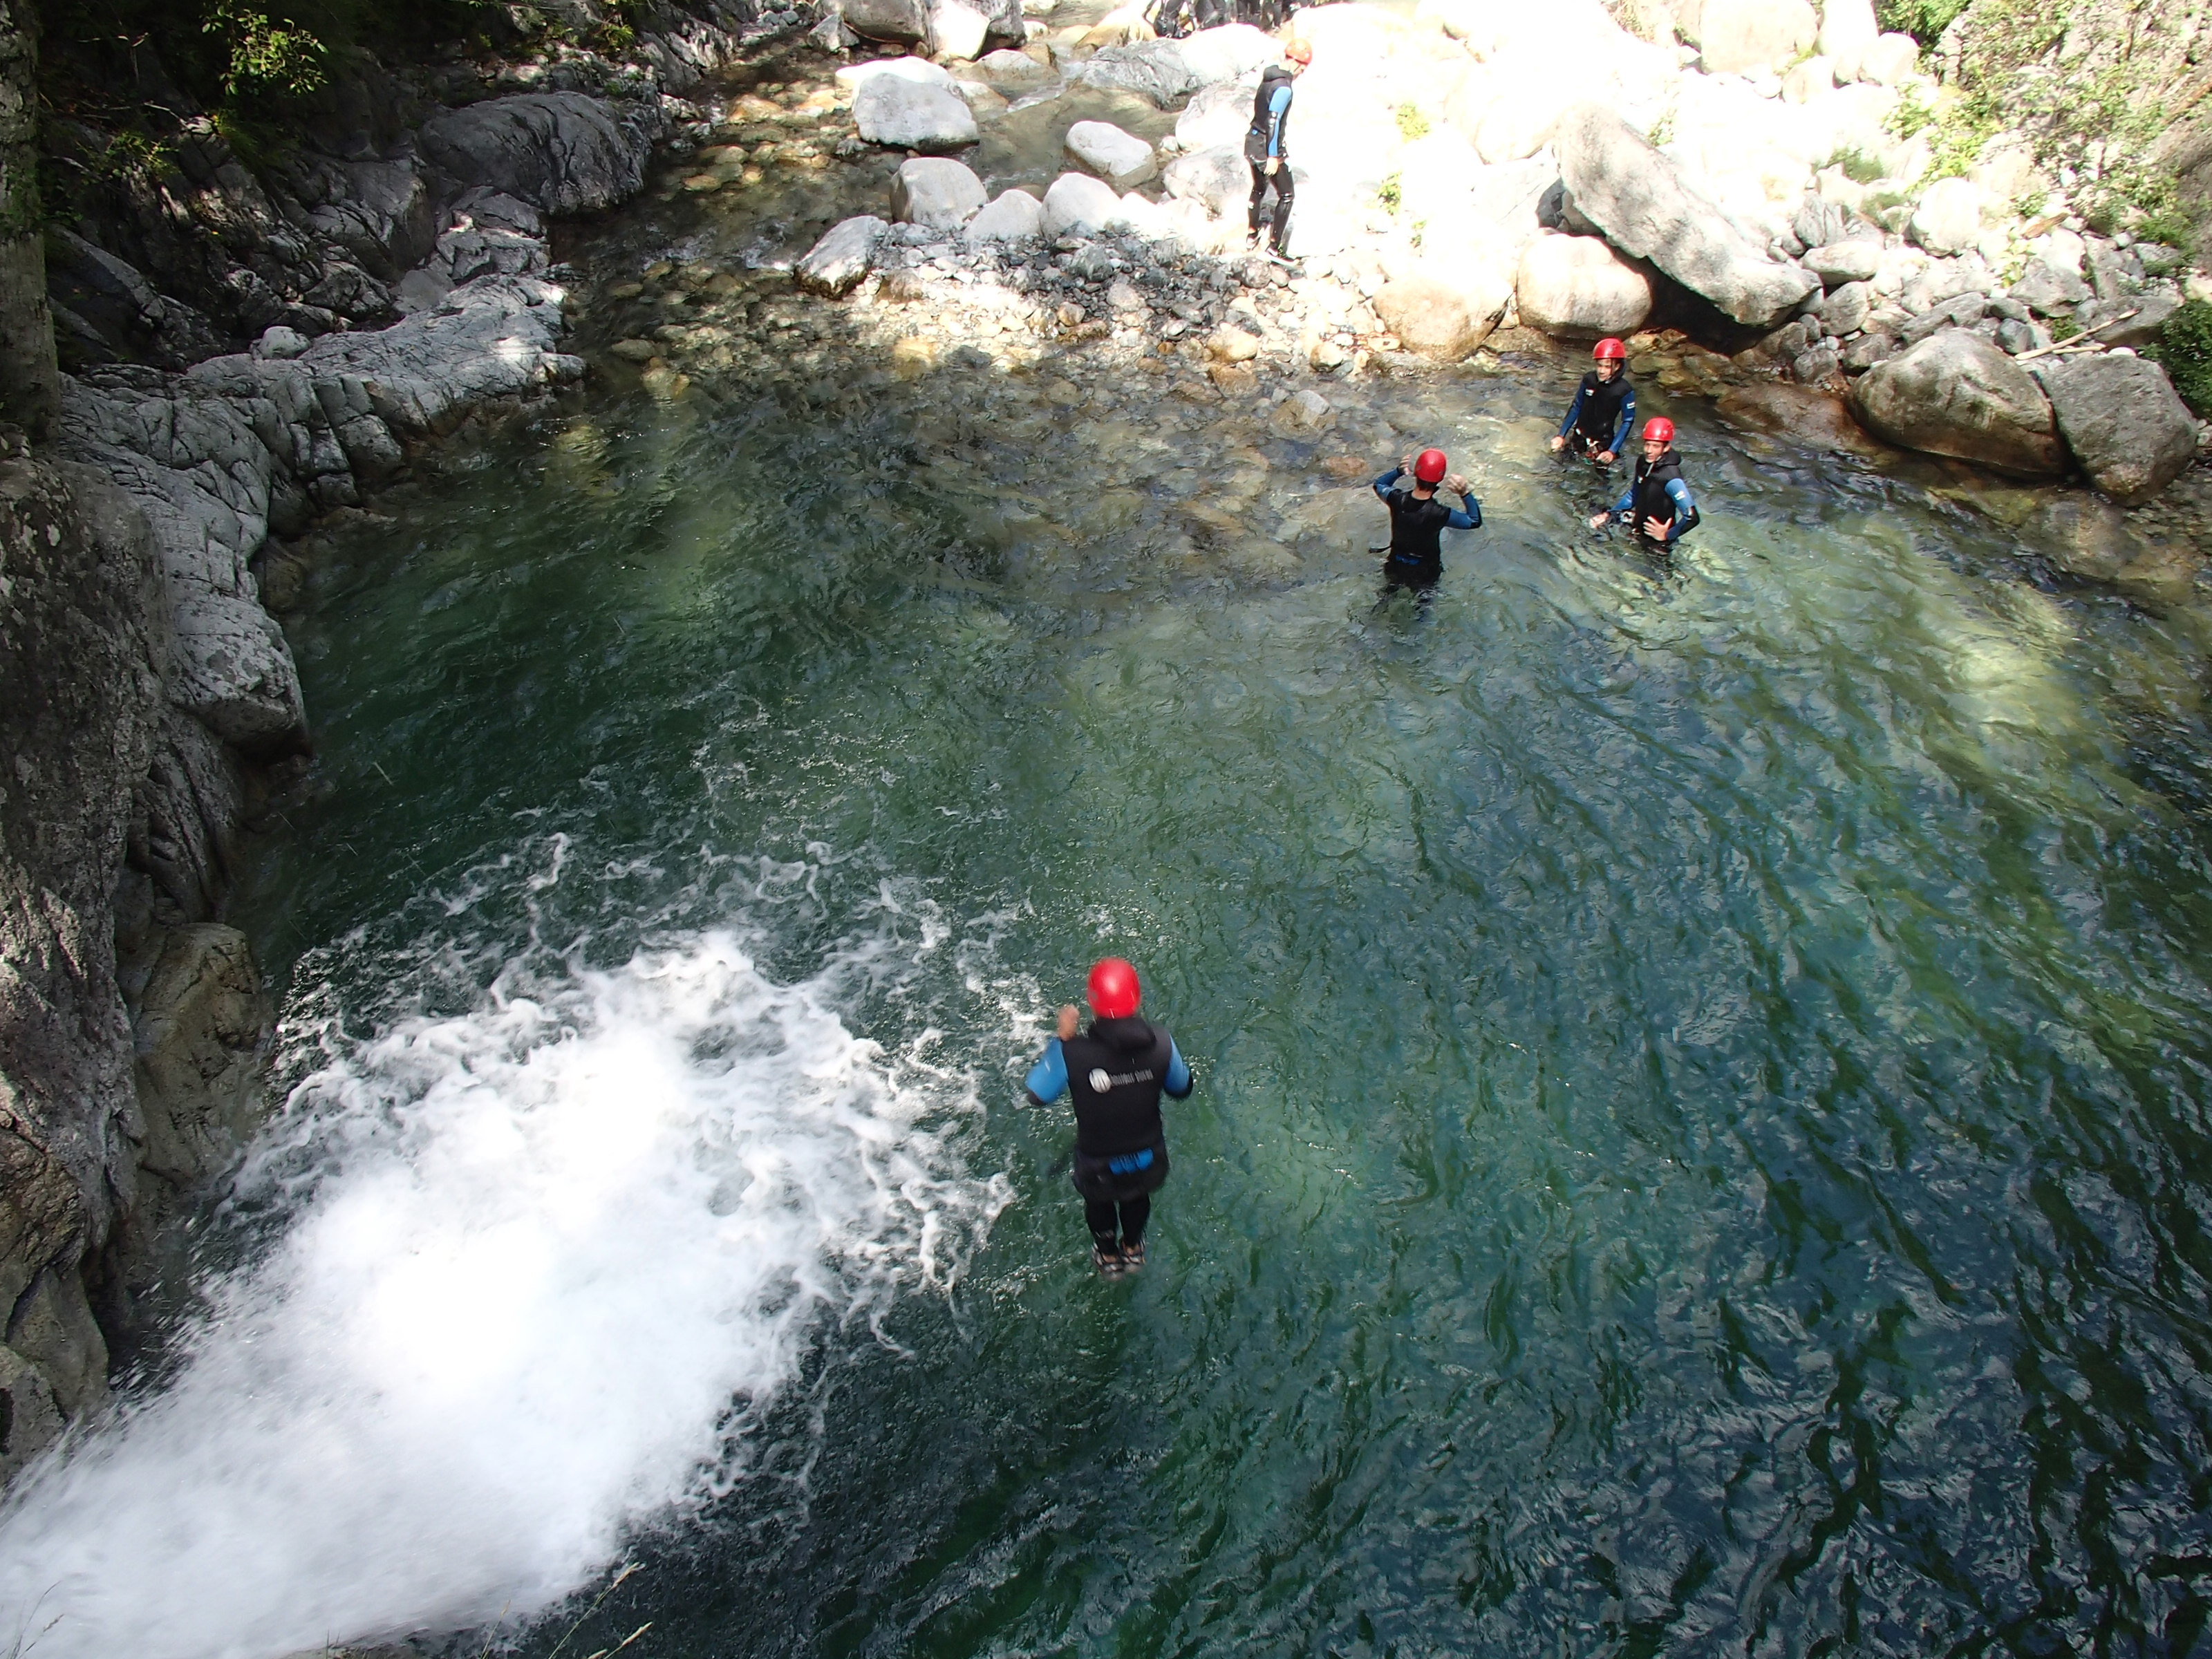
1066,120,1157,188
1848,331,2065,476
1553,103,1817,327
2041,354,2199,504
854,75,980,151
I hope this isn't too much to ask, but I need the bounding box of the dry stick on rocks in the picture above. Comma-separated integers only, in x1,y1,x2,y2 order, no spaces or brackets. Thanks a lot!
539,1564,643,1659
579,1624,655,1659
2012,308,2141,364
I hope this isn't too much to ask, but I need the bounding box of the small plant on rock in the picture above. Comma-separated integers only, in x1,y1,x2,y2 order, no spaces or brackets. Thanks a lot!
1394,104,1430,143
2146,300,2212,418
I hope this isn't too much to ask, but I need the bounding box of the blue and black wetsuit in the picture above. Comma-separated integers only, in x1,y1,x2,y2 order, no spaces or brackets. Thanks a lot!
1606,450,1698,549
1372,465,1481,587
1026,1017,1192,1252
1245,65,1295,252
1557,369,1636,460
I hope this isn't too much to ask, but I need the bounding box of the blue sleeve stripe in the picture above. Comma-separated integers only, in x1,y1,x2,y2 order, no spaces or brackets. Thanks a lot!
1164,1040,1192,1099
1023,1038,1069,1103
1612,387,1636,454
1559,385,1587,438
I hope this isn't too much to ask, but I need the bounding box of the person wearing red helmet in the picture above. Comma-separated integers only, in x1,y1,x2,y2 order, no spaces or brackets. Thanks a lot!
1369,446,1481,591
1550,337,1637,466
1244,39,1311,257
1590,417,1700,551
1022,957,1194,1275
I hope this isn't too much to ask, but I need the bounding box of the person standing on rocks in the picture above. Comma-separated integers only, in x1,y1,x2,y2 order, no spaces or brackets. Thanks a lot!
1245,39,1310,258
1590,418,1699,554
1372,447,1482,592
1023,958,1194,1277
1550,337,1637,466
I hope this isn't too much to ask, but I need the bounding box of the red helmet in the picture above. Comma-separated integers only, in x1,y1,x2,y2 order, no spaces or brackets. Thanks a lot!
1593,337,1627,360
1413,448,1448,484
1642,417,1675,443
1282,37,1312,62
1087,957,1141,1019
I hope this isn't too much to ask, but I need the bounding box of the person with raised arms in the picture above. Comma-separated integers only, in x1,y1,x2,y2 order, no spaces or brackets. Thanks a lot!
1022,958,1194,1276
1371,446,1482,592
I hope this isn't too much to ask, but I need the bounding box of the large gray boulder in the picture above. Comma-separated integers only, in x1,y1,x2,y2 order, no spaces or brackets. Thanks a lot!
2042,354,2200,503
1514,234,1653,337
892,157,988,227
1554,103,1818,327
1177,80,1256,151
1803,239,1881,285
1078,39,1199,105
1848,330,2067,476
966,188,1045,241
854,75,980,150
418,93,659,216
1163,144,1246,215
796,216,889,295
1678,0,1816,72
843,0,930,43
1040,171,1127,237
2009,257,2089,314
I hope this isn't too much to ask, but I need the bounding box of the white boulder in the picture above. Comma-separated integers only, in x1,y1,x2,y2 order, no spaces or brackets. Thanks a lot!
1515,232,1655,335
1679,0,1817,72
1909,176,1985,256
966,187,1046,240
892,156,988,227
1177,24,1280,85
1177,80,1258,151
854,75,981,149
1817,0,1877,74
929,0,991,58
1855,31,1920,84
1065,120,1158,187
796,215,888,295
1040,171,1129,236
836,55,957,92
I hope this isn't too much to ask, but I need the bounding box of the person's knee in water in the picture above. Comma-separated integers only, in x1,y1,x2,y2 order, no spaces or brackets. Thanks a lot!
1371,446,1481,592
1022,957,1194,1276
1550,337,1637,466
1244,39,1309,255
1589,417,1699,554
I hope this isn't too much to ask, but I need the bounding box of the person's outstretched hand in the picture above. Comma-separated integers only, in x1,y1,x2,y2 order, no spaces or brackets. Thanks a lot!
1588,512,1610,529
1057,1004,1080,1041
1596,449,1616,465
1548,435,1566,452
1398,451,1415,476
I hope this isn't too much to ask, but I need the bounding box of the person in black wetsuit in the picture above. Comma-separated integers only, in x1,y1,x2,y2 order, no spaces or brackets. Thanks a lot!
1245,39,1309,256
1589,417,1699,554
1550,337,1637,466
1371,447,1481,590
1022,957,1194,1276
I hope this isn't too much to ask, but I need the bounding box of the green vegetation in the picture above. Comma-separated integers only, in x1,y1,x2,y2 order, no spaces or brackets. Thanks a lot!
1394,104,1430,143
2146,299,2212,416
1875,0,1970,45
1378,171,1402,214
1880,82,1999,180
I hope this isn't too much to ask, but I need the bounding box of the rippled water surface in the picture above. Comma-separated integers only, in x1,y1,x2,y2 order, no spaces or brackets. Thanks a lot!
46,147,2212,1658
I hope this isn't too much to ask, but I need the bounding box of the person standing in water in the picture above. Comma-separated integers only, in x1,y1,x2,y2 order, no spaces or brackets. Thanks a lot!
1245,38,1310,257
1550,337,1637,465
1023,957,1193,1276
1371,447,1481,592
1590,417,1699,552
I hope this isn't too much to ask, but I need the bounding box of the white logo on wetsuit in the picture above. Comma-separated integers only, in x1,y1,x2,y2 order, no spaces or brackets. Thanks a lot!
1087,1067,1156,1091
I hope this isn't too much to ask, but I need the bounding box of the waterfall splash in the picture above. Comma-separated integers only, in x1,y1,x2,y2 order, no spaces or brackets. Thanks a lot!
0,929,1007,1659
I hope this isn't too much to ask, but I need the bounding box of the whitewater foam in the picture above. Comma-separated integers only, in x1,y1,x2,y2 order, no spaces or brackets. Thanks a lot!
0,930,1006,1659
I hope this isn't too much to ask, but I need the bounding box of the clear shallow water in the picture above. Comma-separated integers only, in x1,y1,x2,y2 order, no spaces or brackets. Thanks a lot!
15,195,2212,1658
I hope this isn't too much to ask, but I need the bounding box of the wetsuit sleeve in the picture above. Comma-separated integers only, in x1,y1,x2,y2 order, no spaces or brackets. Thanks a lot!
1611,384,1637,455
1663,477,1698,541
1446,489,1481,530
1609,480,1635,521
1557,384,1588,440
1163,1040,1192,1100
1371,465,1404,501
1266,84,1291,157
1022,1038,1069,1106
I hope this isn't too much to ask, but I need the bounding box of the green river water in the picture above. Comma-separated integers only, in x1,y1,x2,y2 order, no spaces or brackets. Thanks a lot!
34,86,2212,1659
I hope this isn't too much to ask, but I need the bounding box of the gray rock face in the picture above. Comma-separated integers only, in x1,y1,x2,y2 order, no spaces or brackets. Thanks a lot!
798,215,890,294
1078,39,1200,106
1803,240,1881,285
2010,257,2089,314
1793,198,1850,252
1817,280,1871,335
1515,234,1653,337
2043,354,2200,503
1841,330,1898,371
892,157,988,228
1163,144,1247,216
418,93,661,216
1066,120,1157,188
1041,171,1126,238
1898,290,1987,346
1554,103,1818,326
2076,290,2181,349
844,0,931,41
1849,330,2066,476
854,75,980,151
